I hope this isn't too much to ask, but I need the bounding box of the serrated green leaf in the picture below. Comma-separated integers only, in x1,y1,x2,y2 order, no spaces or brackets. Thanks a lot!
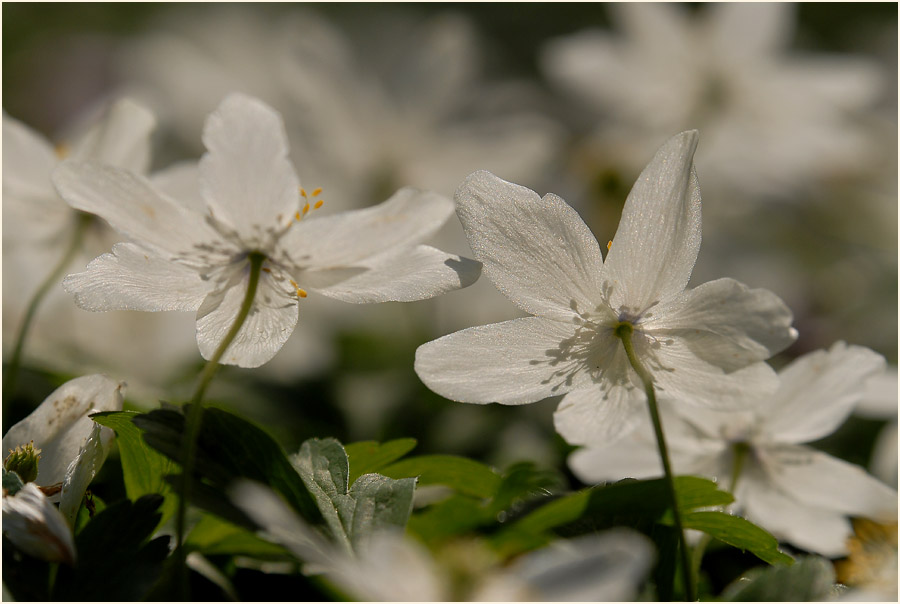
345,438,417,483
292,437,417,551
680,511,794,566
722,556,834,601
185,514,293,559
381,455,501,498
91,411,178,527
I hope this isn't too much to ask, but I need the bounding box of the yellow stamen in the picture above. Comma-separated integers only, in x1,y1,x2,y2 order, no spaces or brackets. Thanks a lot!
302,202,310,216
314,200,324,209
607,240,613,251
289,279,308,298
311,187,322,197
300,188,308,198
294,211,302,221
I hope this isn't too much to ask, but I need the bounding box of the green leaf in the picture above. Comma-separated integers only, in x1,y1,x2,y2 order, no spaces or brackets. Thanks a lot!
292,437,416,551
722,556,835,601
132,406,322,525
680,511,794,566
345,438,417,483
381,455,501,498
2,468,25,496
407,494,490,542
91,411,178,527
185,514,293,559
52,495,170,601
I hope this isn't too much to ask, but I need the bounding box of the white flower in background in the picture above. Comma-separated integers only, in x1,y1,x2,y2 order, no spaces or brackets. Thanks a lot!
853,367,898,487
416,131,796,444
541,3,885,198
55,93,480,368
2,483,77,565
569,342,897,557
230,480,654,601
2,100,200,401
2,374,124,525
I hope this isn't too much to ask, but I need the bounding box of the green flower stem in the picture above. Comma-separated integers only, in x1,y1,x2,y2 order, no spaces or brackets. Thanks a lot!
175,251,265,597
690,441,750,581
615,322,696,601
3,213,91,403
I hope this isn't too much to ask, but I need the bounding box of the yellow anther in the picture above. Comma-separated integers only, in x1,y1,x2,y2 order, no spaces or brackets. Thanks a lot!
314,200,324,210
54,142,70,159
302,202,310,216
294,211,302,221
607,240,613,251
289,279,308,298
311,187,322,197
300,188,308,198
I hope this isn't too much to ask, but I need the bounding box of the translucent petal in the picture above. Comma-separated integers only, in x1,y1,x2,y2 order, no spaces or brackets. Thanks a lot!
553,379,646,446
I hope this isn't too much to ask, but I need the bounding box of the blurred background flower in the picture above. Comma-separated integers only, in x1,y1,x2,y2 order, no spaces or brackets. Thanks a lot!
3,3,896,531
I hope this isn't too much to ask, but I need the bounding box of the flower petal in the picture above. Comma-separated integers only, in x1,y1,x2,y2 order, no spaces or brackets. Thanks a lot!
63,243,210,312
602,131,701,314
414,317,590,405
646,338,780,409
70,98,156,174
738,473,854,557
707,3,795,58
59,421,112,525
1,375,124,487
196,266,298,368
279,188,454,269
2,483,76,565
454,170,606,322
553,380,645,446
312,245,480,303
52,161,228,261
760,445,897,522
761,343,886,444
199,93,300,240
2,111,60,207
568,437,664,484
645,277,797,371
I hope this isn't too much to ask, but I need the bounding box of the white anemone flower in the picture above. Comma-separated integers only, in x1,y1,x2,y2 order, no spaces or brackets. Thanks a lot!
569,342,898,557
541,3,885,198
230,480,654,601
54,93,480,368
2,374,124,525
2,483,77,565
415,130,796,444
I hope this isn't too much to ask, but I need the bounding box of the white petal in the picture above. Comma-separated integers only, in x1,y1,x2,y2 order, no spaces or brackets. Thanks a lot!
569,438,664,484
70,98,156,173
2,375,124,487
199,93,299,239
707,3,794,58
312,245,480,303
761,343,887,443
2,483,76,565
646,338,780,409
760,445,897,522
739,473,853,557
150,160,206,214
279,188,454,269
414,317,590,405
602,131,701,314
2,111,60,206
59,421,112,525
646,277,797,371
454,170,606,322
52,161,228,261
553,381,645,447
63,243,210,312
196,266,298,368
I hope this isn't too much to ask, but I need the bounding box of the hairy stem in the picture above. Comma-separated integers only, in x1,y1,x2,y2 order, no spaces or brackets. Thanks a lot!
615,322,696,601
3,213,91,403
176,252,265,597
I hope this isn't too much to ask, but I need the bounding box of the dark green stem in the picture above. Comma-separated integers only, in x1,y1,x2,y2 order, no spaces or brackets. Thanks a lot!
175,252,265,598
615,322,696,601
3,214,91,403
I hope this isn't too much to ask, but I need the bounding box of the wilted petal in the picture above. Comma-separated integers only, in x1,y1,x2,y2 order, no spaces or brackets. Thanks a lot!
455,170,606,322
59,421,112,525
646,277,797,371
603,130,701,314
415,317,590,405
2,375,124,487
313,245,480,303
196,266,298,368
761,445,897,522
199,93,299,239
761,343,886,444
2,483,76,565
280,188,454,269
63,243,210,312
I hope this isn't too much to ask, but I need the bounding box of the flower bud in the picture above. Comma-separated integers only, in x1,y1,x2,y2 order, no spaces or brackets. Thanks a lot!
4,441,41,484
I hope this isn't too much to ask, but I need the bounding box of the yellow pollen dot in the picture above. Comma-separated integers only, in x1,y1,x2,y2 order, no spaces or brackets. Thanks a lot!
294,211,302,221
607,240,613,251
314,200,324,209
311,187,322,197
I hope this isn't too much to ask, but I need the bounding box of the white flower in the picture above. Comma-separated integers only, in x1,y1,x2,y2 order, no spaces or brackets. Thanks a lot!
569,342,898,557
2,483,76,565
2,374,124,524
854,367,898,487
541,3,885,197
230,480,654,601
415,131,796,444
55,93,480,368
